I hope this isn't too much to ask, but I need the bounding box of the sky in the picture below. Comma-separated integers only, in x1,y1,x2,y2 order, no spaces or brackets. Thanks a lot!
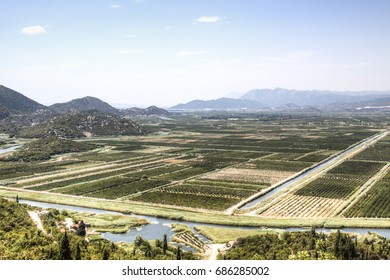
0,0,390,107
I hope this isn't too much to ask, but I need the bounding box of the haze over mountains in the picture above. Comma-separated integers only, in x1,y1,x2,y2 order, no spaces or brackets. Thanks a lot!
1,84,390,115
171,88,390,110
0,85,168,117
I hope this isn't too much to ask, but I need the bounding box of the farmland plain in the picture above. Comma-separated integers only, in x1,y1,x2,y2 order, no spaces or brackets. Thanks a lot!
1,112,389,228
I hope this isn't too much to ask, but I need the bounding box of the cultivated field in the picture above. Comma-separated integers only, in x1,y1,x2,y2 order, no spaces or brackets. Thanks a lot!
1,112,390,228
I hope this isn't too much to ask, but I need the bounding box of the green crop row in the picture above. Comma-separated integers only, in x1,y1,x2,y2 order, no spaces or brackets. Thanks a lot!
328,160,384,175
187,179,265,191
354,141,390,162
163,184,256,199
130,190,239,211
53,176,139,195
87,179,170,199
27,161,167,191
250,160,313,172
344,172,390,218
295,161,385,199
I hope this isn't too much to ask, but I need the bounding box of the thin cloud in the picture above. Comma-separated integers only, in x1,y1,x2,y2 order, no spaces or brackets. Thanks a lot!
176,50,208,58
164,25,171,31
125,34,138,38
196,16,220,23
20,25,46,35
58,63,81,68
110,4,121,9
114,49,145,54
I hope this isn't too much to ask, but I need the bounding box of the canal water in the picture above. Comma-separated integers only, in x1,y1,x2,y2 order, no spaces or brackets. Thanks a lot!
0,145,20,154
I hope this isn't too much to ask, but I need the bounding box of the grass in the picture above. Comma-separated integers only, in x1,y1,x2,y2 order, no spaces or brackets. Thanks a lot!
72,212,148,233
194,226,284,243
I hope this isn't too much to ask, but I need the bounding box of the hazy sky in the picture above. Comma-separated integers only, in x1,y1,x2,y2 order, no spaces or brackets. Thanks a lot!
1,0,389,107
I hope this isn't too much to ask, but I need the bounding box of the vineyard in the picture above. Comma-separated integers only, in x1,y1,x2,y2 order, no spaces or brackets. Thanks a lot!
354,139,390,162
261,194,344,218
344,166,390,218
259,159,386,218
295,161,385,199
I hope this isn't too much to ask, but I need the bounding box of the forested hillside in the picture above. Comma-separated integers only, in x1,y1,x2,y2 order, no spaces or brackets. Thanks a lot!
0,198,196,260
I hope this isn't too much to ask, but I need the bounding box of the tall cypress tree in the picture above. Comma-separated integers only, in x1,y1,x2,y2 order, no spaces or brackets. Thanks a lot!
176,245,181,260
74,243,81,260
163,234,168,255
59,231,72,260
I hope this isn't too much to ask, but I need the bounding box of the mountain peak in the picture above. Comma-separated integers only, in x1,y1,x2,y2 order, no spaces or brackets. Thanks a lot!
0,85,46,116
50,96,119,114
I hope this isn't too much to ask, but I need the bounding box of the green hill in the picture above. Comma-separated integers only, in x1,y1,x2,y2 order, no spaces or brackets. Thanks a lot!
0,85,47,117
50,96,119,114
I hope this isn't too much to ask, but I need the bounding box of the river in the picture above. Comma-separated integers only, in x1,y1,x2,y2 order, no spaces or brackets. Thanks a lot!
20,199,390,244
240,131,387,209
0,145,20,155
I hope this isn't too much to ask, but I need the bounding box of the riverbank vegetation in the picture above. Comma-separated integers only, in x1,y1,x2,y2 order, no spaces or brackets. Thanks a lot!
220,229,390,260
72,212,148,234
195,226,284,243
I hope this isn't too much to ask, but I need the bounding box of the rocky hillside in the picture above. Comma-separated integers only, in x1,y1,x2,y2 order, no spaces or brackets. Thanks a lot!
0,85,47,118
121,105,169,116
19,112,143,138
50,96,119,114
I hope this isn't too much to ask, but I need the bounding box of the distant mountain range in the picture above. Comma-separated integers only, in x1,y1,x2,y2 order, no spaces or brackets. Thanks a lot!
171,98,266,110
0,85,168,118
240,88,390,107
171,88,390,110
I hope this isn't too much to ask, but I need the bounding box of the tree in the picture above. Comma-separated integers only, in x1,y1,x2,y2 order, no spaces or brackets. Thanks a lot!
134,235,143,247
59,231,72,260
102,247,110,260
176,245,181,260
74,243,81,260
76,221,86,237
163,234,168,255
